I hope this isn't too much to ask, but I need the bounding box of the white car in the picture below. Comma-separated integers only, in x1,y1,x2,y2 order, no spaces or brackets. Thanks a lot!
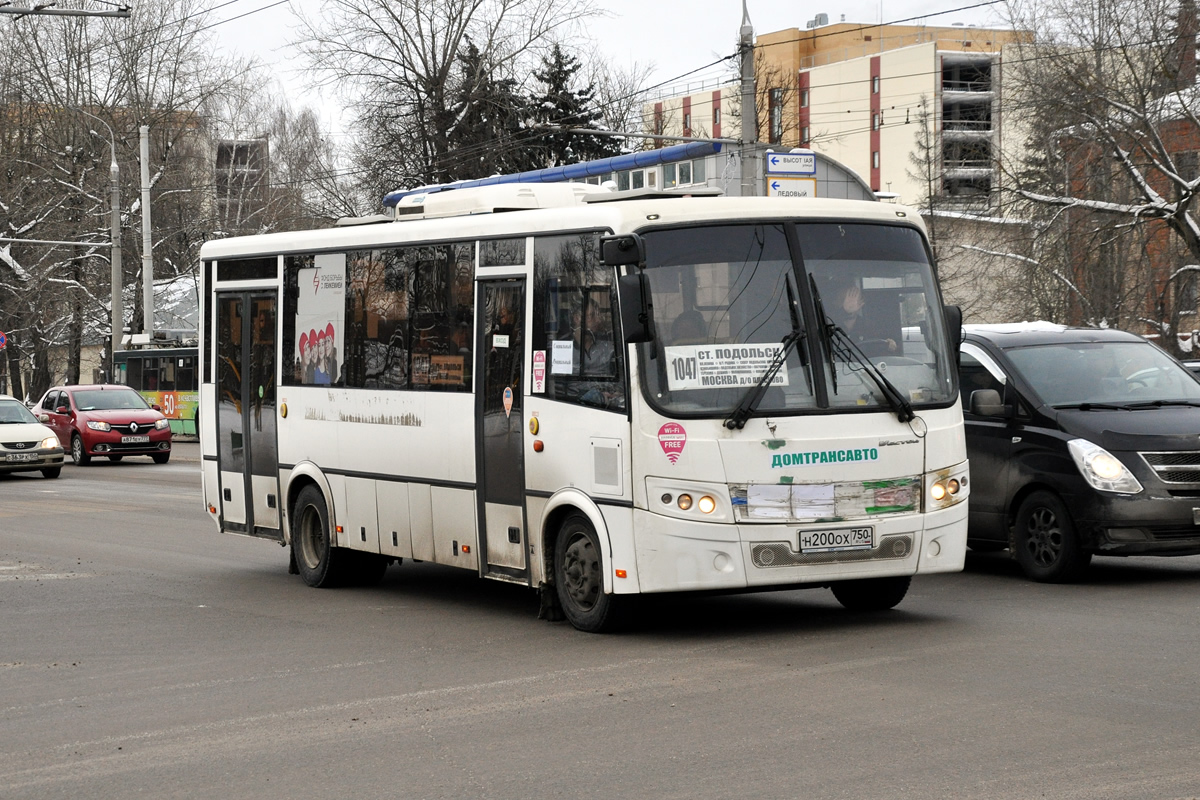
0,394,65,479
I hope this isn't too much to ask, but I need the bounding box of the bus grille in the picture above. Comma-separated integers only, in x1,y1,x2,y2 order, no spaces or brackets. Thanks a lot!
750,533,913,568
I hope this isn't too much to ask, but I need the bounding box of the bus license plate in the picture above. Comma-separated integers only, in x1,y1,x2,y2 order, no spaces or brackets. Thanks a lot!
799,526,874,553
5,452,38,462
121,435,150,444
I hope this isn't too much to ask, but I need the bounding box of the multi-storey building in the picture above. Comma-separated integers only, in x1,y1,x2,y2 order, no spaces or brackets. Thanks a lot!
644,18,1029,208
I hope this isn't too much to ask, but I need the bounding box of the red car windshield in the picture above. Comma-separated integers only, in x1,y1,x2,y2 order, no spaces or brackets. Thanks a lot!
72,390,149,411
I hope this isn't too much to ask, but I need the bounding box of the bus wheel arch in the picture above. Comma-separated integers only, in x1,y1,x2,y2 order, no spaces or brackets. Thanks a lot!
538,491,614,595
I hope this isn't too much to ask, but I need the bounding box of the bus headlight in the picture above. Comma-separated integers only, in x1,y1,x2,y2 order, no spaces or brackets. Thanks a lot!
926,463,969,510
646,478,732,523
1068,439,1142,494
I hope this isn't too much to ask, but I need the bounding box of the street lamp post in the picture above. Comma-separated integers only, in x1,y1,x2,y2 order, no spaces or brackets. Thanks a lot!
72,108,122,381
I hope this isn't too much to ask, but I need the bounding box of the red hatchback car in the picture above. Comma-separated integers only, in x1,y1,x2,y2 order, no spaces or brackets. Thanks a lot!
36,384,172,465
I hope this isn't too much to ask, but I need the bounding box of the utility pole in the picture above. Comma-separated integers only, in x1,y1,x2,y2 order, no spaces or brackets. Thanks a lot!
140,125,153,339
739,0,758,197
72,108,122,381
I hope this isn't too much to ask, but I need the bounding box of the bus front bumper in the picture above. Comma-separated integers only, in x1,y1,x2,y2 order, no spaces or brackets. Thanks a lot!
629,502,967,594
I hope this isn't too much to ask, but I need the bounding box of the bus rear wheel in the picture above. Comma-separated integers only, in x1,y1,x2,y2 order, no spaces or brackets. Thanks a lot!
554,514,623,633
292,485,353,588
831,575,911,611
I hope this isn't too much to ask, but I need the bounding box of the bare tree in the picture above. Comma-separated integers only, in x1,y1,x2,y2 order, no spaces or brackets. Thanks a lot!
1001,0,1200,349
295,0,599,198
0,0,270,396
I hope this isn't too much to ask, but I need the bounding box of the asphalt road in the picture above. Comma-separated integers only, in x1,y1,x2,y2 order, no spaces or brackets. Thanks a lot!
2,446,1199,799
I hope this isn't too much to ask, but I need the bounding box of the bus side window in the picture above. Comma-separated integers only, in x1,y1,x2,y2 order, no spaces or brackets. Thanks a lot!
532,233,626,412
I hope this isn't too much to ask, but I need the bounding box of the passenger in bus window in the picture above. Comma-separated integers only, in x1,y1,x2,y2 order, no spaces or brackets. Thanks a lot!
574,296,615,377
670,310,707,345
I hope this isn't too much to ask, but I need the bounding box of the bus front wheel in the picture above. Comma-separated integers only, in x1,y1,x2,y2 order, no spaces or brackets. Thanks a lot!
292,485,353,587
831,575,911,611
554,514,623,633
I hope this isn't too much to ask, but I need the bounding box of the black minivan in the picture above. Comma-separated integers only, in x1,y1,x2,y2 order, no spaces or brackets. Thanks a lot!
960,322,1200,582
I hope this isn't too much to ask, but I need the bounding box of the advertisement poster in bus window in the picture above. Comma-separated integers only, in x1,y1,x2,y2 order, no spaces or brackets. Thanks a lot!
296,254,346,385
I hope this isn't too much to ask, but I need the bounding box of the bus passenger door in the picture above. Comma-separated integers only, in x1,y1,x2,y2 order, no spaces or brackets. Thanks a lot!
476,279,528,578
215,291,281,540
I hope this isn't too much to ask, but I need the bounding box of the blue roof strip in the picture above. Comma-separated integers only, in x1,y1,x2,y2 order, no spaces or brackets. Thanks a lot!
382,141,723,207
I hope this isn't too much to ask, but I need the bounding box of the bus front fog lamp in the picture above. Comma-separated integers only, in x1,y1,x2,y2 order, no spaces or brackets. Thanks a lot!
698,495,716,514
677,494,693,511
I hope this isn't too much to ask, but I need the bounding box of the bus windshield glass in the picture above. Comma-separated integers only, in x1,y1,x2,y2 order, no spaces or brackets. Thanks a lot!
640,222,956,417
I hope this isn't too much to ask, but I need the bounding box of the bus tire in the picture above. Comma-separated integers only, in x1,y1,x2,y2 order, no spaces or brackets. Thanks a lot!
71,434,91,466
292,484,352,588
554,513,623,633
831,575,911,611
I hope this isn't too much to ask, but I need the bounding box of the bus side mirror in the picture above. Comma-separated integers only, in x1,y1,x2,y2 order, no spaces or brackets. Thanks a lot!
601,234,645,267
618,272,655,344
944,304,963,363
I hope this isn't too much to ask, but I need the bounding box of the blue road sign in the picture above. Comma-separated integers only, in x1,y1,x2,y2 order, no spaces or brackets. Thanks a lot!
766,152,817,175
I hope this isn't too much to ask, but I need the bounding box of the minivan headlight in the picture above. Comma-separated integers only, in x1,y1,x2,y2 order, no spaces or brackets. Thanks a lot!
1068,439,1142,494
40,436,58,449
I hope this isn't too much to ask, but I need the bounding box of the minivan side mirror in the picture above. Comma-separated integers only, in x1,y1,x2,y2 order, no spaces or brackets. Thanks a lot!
617,272,655,344
969,389,1006,417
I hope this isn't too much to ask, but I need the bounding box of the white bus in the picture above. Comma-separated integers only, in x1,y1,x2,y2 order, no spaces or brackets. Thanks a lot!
198,183,968,631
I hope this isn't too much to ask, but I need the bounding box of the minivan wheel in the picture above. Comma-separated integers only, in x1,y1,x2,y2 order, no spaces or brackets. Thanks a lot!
1012,491,1091,583
71,434,91,466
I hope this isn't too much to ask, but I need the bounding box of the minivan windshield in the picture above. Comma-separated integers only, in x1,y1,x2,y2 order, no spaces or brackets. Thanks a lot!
639,222,956,418
1006,341,1200,408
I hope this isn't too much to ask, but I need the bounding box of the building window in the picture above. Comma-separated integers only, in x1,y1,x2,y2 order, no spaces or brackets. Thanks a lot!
872,113,880,130
872,151,880,169
872,75,880,93
801,126,809,144
800,89,809,108
683,113,691,131
769,87,783,144
713,108,721,126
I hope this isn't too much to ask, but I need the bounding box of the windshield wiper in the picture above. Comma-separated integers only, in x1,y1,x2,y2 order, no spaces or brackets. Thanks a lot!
1122,399,1200,409
1053,402,1131,411
810,277,914,423
724,280,808,430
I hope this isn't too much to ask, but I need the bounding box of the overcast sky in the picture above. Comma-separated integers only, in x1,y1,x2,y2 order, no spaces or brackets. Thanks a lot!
210,0,1008,133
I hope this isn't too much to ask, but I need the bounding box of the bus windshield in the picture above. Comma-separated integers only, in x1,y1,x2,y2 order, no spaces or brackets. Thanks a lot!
640,222,956,417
